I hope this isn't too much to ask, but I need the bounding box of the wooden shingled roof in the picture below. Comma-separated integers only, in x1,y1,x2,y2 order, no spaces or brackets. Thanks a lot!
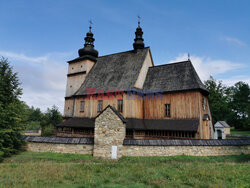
71,47,208,96
126,118,199,132
56,117,199,132
22,136,250,146
75,48,149,96
57,117,95,128
143,61,208,94
123,138,250,146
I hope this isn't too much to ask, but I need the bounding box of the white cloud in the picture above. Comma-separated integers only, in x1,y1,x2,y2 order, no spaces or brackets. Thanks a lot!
0,50,75,113
221,76,250,86
0,51,48,63
169,54,249,85
223,37,247,47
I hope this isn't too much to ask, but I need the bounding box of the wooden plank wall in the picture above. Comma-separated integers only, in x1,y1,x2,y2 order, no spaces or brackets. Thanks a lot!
73,93,143,118
198,93,212,139
64,99,74,117
144,91,201,119
68,91,213,139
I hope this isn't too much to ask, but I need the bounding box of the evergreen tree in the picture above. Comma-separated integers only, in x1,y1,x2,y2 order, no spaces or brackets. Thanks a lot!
0,57,24,161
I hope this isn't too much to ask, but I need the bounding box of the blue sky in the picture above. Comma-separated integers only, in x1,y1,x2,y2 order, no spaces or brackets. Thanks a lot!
0,0,249,112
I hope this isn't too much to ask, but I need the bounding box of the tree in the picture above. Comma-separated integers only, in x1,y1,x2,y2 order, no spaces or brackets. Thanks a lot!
228,82,250,130
29,106,43,122
204,76,232,124
41,105,62,136
0,57,24,160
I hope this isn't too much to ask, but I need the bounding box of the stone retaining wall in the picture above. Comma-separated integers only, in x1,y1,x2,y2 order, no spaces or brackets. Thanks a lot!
22,109,250,159
26,142,93,155
24,139,250,157
122,145,250,156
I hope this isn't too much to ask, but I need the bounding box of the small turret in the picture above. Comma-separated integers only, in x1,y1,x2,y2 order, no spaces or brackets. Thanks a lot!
78,21,98,60
133,16,145,51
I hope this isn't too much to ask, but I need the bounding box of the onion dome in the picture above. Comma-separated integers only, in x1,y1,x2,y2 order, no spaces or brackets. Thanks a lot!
133,16,145,50
78,24,98,59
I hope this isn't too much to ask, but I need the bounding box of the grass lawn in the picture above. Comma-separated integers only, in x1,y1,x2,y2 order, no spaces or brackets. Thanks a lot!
0,152,249,188
230,127,250,135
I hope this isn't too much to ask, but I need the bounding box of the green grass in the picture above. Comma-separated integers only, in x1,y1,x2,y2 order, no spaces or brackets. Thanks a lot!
0,152,249,188
230,127,250,135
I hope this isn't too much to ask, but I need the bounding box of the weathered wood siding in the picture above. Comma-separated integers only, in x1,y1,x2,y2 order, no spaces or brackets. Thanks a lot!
67,90,213,139
64,99,74,117
144,91,201,119
124,94,143,118
66,59,95,97
73,94,143,118
198,93,213,139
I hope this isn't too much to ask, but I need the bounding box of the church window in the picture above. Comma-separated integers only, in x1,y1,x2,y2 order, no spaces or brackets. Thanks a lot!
98,100,103,112
117,100,123,113
80,101,85,112
165,104,171,117
202,97,206,110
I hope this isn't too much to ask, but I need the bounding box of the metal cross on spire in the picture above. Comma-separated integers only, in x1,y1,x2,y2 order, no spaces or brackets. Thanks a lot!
188,53,190,61
138,15,141,27
89,19,93,32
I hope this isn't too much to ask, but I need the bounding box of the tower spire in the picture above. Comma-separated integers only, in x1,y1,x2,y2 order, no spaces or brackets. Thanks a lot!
133,16,145,51
89,20,92,32
78,20,98,60
138,15,141,27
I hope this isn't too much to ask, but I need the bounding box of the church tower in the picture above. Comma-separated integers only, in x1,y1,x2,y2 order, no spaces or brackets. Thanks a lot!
64,23,98,117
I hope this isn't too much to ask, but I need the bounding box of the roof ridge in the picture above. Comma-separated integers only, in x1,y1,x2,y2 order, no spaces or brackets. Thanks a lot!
150,60,190,68
98,47,150,58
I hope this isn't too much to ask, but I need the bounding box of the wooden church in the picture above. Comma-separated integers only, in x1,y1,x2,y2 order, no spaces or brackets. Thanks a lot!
57,20,214,139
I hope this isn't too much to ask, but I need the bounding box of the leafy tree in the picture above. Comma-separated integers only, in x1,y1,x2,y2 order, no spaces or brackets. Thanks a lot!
228,82,250,130
204,76,232,124
41,105,62,136
24,106,44,131
0,57,24,160
45,105,62,127
29,106,44,122
18,103,62,133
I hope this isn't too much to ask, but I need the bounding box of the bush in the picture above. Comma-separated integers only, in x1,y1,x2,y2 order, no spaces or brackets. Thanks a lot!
42,124,54,136
0,151,3,162
25,121,41,131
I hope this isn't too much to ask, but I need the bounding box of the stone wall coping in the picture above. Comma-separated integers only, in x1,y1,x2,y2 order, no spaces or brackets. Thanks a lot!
22,136,94,145
22,136,250,146
123,139,250,146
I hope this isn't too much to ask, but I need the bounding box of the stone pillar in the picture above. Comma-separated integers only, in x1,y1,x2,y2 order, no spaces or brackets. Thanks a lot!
93,106,126,159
